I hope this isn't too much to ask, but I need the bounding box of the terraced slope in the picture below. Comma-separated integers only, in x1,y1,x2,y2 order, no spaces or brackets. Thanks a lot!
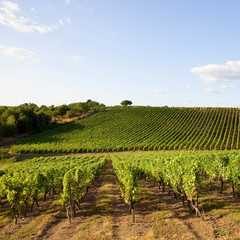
11,107,240,153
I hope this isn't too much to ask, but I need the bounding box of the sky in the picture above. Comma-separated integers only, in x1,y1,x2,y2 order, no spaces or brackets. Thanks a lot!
1,0,240,107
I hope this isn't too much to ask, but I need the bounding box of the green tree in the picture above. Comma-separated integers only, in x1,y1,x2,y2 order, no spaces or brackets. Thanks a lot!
121,100,132,106
53,105,70,116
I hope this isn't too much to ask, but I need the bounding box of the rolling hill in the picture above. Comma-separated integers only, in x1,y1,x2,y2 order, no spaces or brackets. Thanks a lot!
11,106,240,153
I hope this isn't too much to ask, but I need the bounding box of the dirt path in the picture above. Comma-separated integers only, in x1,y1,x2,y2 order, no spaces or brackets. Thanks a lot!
40,160,114,240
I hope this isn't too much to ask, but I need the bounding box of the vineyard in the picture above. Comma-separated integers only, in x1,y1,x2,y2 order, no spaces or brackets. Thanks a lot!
112,150,240,221
0,155,106,225
11,107,240,153
2,106,240,239
1,151,240,239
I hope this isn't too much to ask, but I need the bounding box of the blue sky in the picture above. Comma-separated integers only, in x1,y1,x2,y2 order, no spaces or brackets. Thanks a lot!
1,0,240,107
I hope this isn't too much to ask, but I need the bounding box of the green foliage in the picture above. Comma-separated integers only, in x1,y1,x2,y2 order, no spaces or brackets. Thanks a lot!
112,150,240,202
0,149,7,160
0,99,105,140
121,100,132,106
68,99,105,113
65,110,77,118
11,107,240,153
0,155,106,222
53,105,70,116
86,99,105,109
112,157,138,205
62,160,105,207
0,103,51,138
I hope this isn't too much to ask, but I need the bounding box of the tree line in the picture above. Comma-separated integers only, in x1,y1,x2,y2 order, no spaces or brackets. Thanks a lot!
0,100,105,140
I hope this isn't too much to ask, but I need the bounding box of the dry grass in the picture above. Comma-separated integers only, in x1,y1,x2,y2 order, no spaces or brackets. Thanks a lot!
5,212,60,240
0,208,12,229
138,183,197,240
0,196,64,240
75,161,114,240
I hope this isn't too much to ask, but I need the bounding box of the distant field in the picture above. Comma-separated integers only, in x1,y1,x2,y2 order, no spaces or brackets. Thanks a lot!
11,106,240,153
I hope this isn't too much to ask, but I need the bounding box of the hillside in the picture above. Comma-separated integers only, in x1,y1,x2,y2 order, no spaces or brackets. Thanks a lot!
11,106,240,153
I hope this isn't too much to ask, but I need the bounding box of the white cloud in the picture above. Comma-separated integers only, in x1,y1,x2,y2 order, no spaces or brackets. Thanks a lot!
0,44,37,61
65,0,71,4
31,7,35,12
67,55,84,61
186,86,192,91
204,88,217,93
222,84,234,89
0,0,59,33
58,18,71,26
72,55,83,60
191,61,240,83
153,89,167,94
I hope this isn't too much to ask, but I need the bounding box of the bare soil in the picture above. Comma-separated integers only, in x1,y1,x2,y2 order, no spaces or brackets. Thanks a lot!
143,179,240,239
0,194,60,240
142,180,215,239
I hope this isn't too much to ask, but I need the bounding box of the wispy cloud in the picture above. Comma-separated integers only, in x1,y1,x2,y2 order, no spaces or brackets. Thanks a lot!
59,18,71,26
153,89,167,94
65,0,71,4
0,0,59,33
67,55,84,61
204,88,217,94
222,84,234,89
0,44,37,61
191,61,240,83
186,86,192,91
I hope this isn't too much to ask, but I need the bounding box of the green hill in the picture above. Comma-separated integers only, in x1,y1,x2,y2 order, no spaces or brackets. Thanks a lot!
11,106,240,153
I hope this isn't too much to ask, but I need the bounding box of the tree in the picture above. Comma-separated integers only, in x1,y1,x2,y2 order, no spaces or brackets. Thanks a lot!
121,100,132,106
53,105,70,116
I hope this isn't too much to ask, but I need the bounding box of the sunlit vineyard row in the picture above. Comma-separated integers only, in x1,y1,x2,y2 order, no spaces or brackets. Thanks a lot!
112,150,240,218
0,155,106,224
11,107,240,153
1,150,240,224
